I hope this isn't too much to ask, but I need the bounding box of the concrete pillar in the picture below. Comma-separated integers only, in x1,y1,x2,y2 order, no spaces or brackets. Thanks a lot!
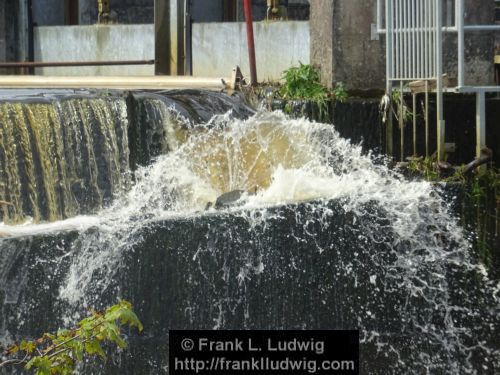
310,0,386,92
310,0,334,88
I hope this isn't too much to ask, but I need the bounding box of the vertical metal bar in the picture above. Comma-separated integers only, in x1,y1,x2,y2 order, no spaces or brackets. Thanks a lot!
436,0,445,161
424,0,429,78
386,0,393,84
411,0,416,79
425,80,429,157
446,0,452,27
395,0,399,78
377,0,383,31
392,0,396,79
413,93,417,155
430,0,435,77
401,0,410,78
417,0,422,79
400,80,404,161
185,0,193,75
386,0,394,156
476,91,486,158
399,0,404,78
169,0,179,75
244,0,258,85
457,0,464,87
408,0,412,79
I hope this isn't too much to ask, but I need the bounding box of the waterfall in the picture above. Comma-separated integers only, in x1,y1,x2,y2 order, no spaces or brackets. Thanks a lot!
0,95,498,374
0,96,130,223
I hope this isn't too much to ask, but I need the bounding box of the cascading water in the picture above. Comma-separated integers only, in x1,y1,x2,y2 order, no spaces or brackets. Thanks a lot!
0,94,498,374
0,95,130,223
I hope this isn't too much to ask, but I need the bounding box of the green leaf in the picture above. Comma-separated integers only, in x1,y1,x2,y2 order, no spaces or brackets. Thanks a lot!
25,356,52,374
84,340,107,359
20,340,36,354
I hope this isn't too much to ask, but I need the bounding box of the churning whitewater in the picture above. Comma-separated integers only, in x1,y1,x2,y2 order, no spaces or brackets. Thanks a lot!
3,110,498,373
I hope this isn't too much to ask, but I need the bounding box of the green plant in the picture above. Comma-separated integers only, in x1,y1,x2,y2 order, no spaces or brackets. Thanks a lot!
280,63,326,100
407,156,439,181
391,88,413,124
1,300,142,375
280,63,329,120
333,82,348,103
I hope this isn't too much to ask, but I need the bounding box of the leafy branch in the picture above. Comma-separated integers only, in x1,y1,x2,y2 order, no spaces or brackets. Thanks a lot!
0,300,142,375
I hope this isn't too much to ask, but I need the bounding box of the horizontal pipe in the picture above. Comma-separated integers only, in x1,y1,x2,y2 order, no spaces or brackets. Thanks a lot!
463,25,500,31
0,60,156,68
0,75,229,90
378,25,500,34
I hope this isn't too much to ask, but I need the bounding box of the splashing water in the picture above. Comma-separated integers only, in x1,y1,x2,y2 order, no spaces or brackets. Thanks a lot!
15,109,498,373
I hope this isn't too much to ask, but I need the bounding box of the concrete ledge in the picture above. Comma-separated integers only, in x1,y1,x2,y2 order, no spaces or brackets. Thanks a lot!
0,75,228,90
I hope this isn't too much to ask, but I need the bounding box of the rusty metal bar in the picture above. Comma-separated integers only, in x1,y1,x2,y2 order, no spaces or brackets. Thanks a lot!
244,0,257,86
0,60,156,68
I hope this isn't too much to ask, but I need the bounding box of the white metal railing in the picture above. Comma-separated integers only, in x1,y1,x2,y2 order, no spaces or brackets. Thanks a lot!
378,0,500,88
377,0,500,161
383,0,441,82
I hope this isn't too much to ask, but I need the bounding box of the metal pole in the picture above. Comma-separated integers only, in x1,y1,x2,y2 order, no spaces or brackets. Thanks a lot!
457,0,464,87
0,60,156,68
476,91,486,158
400,80,404,161
436,0,444,161
425,80,429,157
386,0,394,156
464,25,500,31
424,0,429,79
412,92,416,155
185,0,192,75
377,0,383,32
244,0,257,85
386,0,393,89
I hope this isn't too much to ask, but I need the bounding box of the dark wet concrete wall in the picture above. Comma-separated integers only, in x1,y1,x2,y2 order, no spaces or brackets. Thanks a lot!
275,95,500,165
1,200,493,374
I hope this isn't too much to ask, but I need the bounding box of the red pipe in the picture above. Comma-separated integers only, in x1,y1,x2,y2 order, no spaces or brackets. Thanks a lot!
243,0,257,86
